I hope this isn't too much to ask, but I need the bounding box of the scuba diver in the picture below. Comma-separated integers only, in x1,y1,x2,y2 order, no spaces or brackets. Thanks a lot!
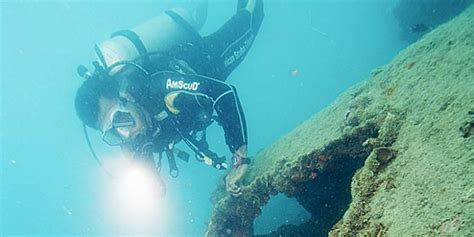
74,0,264,197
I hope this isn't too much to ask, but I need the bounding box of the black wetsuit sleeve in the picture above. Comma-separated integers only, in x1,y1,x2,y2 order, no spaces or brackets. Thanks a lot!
149,71,247,153
202,0,265,80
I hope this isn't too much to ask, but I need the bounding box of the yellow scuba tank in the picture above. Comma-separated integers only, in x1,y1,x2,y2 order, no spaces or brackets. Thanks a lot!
95,2,208,75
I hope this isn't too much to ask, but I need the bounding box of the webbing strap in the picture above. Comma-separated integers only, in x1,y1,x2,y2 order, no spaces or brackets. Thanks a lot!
165,10,202,42
111,30,152,71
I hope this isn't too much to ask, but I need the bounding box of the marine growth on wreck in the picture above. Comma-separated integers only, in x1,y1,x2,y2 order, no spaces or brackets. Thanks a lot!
205,5,474,237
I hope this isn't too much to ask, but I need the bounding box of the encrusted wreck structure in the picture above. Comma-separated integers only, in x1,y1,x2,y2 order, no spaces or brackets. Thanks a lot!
205,5,474,237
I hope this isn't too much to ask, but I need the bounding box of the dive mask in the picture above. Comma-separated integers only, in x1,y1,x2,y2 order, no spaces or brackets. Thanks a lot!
102,106,136,146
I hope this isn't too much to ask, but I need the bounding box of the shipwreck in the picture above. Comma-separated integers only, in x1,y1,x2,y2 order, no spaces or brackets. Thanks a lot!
205,5,474,237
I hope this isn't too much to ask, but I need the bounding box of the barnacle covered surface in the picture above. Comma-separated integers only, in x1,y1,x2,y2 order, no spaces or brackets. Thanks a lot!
206,5,474,237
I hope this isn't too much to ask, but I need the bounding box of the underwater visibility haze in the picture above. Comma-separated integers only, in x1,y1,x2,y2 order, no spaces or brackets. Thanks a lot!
2,0,472,236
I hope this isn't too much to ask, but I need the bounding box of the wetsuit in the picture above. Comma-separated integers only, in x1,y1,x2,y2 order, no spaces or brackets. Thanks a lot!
132,71,247,153
169,0,265,81
125,0,264,154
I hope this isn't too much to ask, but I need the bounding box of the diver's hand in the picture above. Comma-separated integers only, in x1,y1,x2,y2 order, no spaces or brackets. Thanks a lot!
225,163,248,197
225,145,248,197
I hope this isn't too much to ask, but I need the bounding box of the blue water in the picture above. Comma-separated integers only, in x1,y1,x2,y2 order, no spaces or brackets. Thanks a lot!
1,0,406,236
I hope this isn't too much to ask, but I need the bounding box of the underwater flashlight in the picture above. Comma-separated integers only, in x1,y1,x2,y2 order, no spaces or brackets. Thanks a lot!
104,159,168,234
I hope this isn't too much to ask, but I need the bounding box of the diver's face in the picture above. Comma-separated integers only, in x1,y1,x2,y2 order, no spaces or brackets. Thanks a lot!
97,96,148,145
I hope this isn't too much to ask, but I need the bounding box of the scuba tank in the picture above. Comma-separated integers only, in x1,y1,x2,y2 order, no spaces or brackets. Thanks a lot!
95,3,207,75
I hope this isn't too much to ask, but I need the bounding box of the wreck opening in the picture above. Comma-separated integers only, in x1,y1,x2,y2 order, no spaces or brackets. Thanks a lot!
254,152,369,236
205,123,388,237
254,194,311,235
254,124,378,236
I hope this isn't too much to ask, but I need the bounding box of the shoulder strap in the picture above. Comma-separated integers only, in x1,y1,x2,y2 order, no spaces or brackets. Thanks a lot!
165,10,202,42
111,29,153,71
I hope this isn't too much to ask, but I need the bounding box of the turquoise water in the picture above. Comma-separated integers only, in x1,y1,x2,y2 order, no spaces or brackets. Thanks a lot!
1,0,406,236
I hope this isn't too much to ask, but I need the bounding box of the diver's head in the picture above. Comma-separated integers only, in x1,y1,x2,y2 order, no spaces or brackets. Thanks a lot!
75,77,118,128
75,78,150,146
